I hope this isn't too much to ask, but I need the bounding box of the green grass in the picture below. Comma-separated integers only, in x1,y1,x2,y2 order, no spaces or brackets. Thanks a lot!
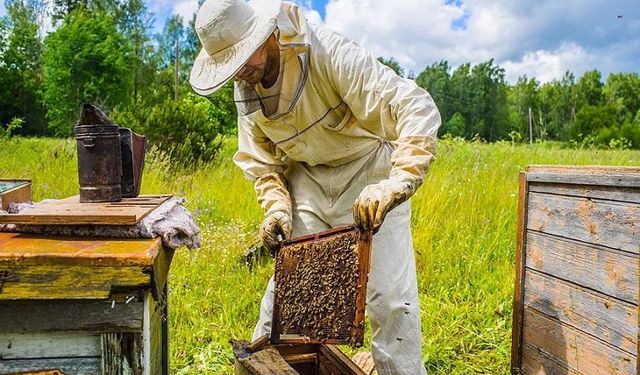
2,136,639,374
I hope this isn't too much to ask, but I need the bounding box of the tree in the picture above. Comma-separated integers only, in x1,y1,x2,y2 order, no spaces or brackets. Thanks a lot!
415,60,452,127
576,69,604,107
604,73,640,120
0,0,46,135
507,76,539,141
377,57,404,77
43,8,131,135
444,112,465,138
118,0,154,103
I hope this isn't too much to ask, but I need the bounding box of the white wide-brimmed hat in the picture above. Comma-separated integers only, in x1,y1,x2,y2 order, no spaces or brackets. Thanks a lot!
190,0,282,96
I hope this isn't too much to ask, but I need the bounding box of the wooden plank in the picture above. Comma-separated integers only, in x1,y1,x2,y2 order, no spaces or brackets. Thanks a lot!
526,165,640,187
529,182,640,204
351,352,376,375
511,172,529,374
0,357,100,374
0,194,171,225
523,307,636,374
0,265,151,300
527,192,640,254
3,370,67,375
237,348,299,375
101,332,144,375
0,300,143,332
526,231,639,304
0,233,162,267
521,343,580,375
151,248,174,303
319,345,367,375
0,332,100,359
524,270,637,354
1,181,31,211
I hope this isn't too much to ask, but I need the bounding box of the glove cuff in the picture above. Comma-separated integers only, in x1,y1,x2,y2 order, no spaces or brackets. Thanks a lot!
254,172,293,218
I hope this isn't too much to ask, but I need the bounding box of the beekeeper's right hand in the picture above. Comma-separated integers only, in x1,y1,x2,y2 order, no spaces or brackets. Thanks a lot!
260,210,291,253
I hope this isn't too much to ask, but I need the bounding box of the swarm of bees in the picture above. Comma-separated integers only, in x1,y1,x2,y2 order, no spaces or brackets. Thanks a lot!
275,230,361,344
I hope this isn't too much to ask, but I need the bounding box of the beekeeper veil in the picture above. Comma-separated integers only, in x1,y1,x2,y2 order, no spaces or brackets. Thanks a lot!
233,35,309,119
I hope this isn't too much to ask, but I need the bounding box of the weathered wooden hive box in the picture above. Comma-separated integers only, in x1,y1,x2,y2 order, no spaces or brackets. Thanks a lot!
0,180,31,211
0,233,173,375
511,166,640,375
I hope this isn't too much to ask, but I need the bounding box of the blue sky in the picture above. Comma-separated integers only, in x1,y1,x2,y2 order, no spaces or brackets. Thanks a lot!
2,0,638,83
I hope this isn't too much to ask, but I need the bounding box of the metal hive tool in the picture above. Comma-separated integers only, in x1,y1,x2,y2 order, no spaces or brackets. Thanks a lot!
271,225,373,347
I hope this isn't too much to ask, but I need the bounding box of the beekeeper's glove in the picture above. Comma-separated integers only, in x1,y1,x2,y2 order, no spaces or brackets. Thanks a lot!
260,210,292,252
353,179,415,232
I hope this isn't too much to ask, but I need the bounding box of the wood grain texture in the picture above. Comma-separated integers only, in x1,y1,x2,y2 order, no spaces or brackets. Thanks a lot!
319,345,367,375
527,192,640,254
101,332,144,375
523,307,636,374
0,332,100,359
526,231,639,304
524,269,637,354
521,343,580,375
0,194,171,225
0,264,151,300
0,300,144,332
237,348,299,375
511,172,529,374
526,165,640,187
0,357,100,374
0,233,162,267
529,182,640,204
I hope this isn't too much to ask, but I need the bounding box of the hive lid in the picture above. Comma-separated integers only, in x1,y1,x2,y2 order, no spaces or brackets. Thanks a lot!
271,225,373,347
0,194,171,225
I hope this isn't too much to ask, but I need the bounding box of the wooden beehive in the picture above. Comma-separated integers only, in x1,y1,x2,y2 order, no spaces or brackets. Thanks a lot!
233,336,367,375
0,179,31,211
272,226,372,347
510,165,640,375
0,233,173,375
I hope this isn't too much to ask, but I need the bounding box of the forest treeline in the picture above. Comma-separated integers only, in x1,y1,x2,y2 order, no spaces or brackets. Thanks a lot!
1,0,639,163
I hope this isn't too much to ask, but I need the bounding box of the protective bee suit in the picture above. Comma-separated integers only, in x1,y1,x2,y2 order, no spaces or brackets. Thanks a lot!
191,1,440,374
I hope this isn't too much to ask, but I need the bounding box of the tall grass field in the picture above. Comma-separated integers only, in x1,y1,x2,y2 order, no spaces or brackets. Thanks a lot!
2,137,639,374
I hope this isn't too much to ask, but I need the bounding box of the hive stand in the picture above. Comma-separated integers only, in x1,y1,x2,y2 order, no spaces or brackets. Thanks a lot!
0,233,173,375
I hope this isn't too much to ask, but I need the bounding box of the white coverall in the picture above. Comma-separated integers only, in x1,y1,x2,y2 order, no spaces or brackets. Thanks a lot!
233,3,441,374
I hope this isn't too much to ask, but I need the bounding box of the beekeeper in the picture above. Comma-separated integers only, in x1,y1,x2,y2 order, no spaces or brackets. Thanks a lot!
190,0,440,373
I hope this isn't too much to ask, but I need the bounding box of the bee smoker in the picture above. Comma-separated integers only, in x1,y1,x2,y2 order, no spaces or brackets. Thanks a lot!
74,104,147,203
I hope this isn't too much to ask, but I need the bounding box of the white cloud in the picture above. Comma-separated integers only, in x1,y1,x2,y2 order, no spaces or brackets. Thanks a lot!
174,0,199,23
314,0,639,83
501,43,596,83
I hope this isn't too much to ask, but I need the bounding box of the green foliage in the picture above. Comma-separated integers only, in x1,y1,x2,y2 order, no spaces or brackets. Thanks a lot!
416,59,509,142
0,117,23,139
111,93,225,165
0,0,46,135
3,137,640,374
569,103,618,142
42,7,131,135
444,112,466,138
377,56,405,77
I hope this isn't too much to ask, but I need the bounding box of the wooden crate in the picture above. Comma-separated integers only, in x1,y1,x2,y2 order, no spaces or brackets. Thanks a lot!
271,226,372,347
0,233,173,375
0,179,31,211
510,166,640,375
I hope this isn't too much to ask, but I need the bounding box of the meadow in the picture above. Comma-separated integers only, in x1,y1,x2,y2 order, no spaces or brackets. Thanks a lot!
2,136,640,374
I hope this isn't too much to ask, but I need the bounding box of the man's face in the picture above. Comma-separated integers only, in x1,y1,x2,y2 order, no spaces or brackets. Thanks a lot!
235,41,269,85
